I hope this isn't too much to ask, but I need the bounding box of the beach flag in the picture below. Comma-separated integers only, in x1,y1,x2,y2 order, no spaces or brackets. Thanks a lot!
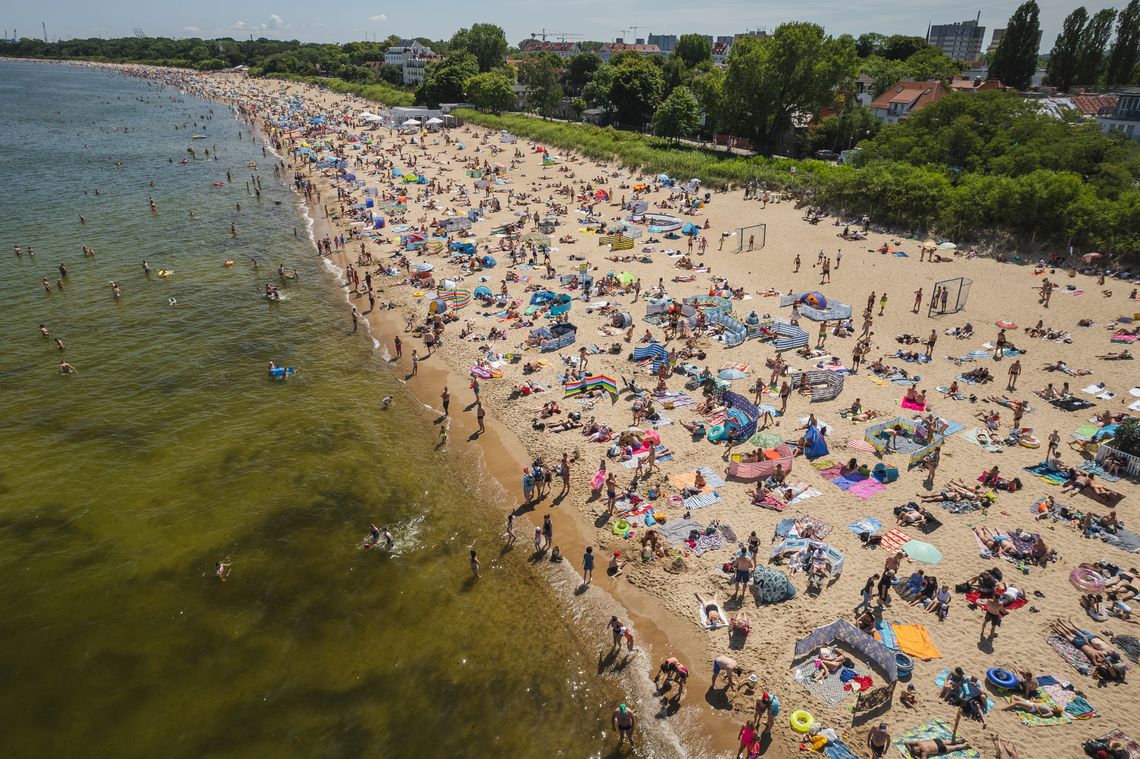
564,374,618,397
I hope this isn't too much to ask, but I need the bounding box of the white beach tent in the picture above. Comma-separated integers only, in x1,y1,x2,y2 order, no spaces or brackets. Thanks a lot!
402,118,421,126
425,117,444,125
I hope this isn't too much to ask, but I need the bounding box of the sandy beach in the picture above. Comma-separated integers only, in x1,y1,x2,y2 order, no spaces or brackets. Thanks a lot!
165,67,1139,758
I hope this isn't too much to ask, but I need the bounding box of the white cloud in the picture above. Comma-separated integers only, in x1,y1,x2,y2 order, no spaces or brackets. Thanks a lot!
268,14,283,30
183,26,201,34
231,20,247,30
369,13,388,21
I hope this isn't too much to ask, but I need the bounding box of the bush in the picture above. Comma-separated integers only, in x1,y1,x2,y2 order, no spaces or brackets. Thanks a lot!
1113,418,1140,457
265,74,414,107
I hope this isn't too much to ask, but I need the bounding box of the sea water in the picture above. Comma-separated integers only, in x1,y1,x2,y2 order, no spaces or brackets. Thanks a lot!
0,61,686,757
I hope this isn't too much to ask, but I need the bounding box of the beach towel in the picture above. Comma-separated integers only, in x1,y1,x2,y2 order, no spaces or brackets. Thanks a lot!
669,472,710,491
1040,681,1097,719
659,519,701,546
832,472,866,491
1078,460,1121,482
1102,527,1140,554
1090,731,1140,759
847,438,875,452
621,445,673,468
965,591,1026,612
933,670,997,711
683,491,722,510
849,517,883,536
881,528,913,554
789,487,823,506
892,718,981,759
755,494,789,511
960,428,1003,453
901,398,926,411
696,467,727,488
875,620,900,650
823,739,862,759
1046,635,1093,675
653,391,696,408
892,624,942,660
810,459,836,470
1025,463,1069,485
848,478,887,500
1016,697,1074,727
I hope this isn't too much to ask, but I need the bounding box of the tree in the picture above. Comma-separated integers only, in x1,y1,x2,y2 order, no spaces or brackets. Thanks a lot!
904,46,963,82
1047,7,1089,91
673,34,711,67
417,53,478,107
449,24,507,72
570,97,587,121
465,72,515,113
1077,8,1116,85
377,63,404,85
1107,0,1140,85
800,99,880,154
989,0,1042,90
582,62,615,108
856,33,886,58
652,86,700,142
688,66,725,132
879,35,931,61
607,58,664,126
565,52,600,93
721,23,857,152
518,56,563,117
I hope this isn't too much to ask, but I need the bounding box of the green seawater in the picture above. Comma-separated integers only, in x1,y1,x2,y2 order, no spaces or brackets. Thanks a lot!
0,61,670,758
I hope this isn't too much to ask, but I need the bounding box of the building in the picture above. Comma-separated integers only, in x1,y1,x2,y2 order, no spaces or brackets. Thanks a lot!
518,38,580,58
948,76,1008,92
384,39,438,86
853,73,875,106
1096,89,1140,140
927,17,986,61
598,41,662,61
647,34,677,53
711,41,731,65
868,80,949,124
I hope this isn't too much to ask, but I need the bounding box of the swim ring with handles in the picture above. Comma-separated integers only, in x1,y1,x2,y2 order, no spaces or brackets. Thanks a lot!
986,667,1019,690
789,709,814,733
1070,566,1105,593
1018,436,1040,449
612,519,631,536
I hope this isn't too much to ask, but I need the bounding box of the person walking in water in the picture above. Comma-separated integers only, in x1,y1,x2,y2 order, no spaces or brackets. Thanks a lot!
612,703,636,746
469,550,480,578
351,307,358,333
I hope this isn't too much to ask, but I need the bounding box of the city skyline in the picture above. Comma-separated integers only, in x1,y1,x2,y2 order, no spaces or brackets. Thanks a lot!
4,0,1126,54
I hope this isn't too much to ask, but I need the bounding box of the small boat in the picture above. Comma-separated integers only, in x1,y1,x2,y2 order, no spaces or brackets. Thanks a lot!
191,134,207,140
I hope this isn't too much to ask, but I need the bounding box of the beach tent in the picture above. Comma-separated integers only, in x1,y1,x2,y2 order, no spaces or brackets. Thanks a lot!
550,294,573,317
530,290,556,305
681,223,700,236
803,424,830,460
402,118,421,126
425,117,444,125
795,620,898,682
751,565,797,605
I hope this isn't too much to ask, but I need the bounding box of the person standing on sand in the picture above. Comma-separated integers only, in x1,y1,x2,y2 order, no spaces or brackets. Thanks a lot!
542,513,553,549
793,254,800,272
924,330,936,359
612,704,635,745
754,692,779,734
878,293,888,316
410,349,418,376
868,723,891,758
559,453,571,496
476,401,486,435
440,386,450,416
393,335,402,359
913,288,923,313
1007,360,1021,391
877,569,895,604
857,574,879,611
582,545,595,585
731,549,754,600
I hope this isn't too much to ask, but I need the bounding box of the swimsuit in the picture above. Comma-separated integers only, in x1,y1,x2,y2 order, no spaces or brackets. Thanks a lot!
933,738,946,753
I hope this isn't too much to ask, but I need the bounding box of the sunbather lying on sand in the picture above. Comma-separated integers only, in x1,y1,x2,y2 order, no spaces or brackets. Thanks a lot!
903,737,971,758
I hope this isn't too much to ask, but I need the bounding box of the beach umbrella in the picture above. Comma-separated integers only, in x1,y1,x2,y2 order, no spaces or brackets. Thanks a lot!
901,540,942,564
718,368,747,380
748,431,784,448
402,118,421,126
426,117,444,125
938,242,957,249
414,262,434,272
1082,252,1103,262
994,320,1018,329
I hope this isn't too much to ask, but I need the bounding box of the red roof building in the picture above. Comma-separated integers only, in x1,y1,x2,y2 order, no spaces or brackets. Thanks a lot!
869,80,949,124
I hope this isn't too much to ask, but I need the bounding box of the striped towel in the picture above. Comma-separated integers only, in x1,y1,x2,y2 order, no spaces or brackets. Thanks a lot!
847,439,875,452
653,391,696,408
755,494,788,511
696,467,727,488
881,528,913,553
683,491,721,510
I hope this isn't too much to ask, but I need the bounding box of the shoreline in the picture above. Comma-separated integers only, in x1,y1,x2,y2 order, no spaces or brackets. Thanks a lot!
76,60,1140,759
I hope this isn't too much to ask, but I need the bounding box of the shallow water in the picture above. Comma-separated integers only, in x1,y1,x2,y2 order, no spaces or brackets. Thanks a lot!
0,61,679,757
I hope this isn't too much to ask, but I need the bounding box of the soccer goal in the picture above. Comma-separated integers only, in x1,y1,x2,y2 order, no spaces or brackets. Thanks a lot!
928,277,972,317
734,223,767,253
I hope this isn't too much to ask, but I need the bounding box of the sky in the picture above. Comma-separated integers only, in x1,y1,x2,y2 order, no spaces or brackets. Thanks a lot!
4,0,1125,52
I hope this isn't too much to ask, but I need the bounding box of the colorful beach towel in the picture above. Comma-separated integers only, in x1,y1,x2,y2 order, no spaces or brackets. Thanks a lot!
881,528,913,554
849,517,883,536
1046,635,1093,675
892,624,942,660
901,398,927,411
892,718,980,759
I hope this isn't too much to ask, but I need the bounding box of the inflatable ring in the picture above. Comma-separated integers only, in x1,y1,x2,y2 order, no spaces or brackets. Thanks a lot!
895,652,915,678
1018,436,1040,449
612,519,631,536
1070,566,1105,593
224,260,235,266
413,291,425,297
789,710,814,733
986,667,1019,690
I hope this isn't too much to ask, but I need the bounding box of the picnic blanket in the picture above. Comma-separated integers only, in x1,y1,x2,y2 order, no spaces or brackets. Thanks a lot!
793,660,868,706
849,517,883,536
1079,460,1122,482
1016,688,1074,727
1046,635,1093,675
881,528,913,554
1025,462,1070,485
892,718,980,759
658,518,701,545
1039,679,1098,719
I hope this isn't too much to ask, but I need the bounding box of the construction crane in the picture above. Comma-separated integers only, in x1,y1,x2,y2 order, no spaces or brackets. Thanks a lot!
627,25,642,40
613,29,628,41
530,28,581,42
